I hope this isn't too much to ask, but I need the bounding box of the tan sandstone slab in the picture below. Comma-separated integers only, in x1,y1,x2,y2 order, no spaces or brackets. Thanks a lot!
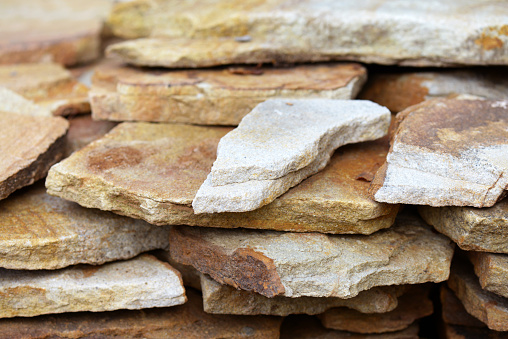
0,63,90,116
0,111,68,200
107,0,508,67
0,87,51,116
443,323,508,339
46,122,398,234
0,183,171,270
448,259,508,331
418,198,508,253
359,69,508,113
0,0,111,66
0,289,282,339
66,114,118,156
169,213,454,298
370,98,508,208
468,251,508,298
317,285,433,334
441,285,486,327
91,61,366,125
0,254,186,318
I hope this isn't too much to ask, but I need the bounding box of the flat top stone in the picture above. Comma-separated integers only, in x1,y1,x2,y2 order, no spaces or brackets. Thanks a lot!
169,213,454,298
469,251,508,298
0,87,51,116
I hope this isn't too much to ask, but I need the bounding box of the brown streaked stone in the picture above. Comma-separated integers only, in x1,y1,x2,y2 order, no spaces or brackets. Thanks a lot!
442,323,508,339
169,213,454,298
0,111,68,200
440,285,485,327
468,251,508,298
90,61,366,125
0,255,186,318
46,122,398,234
66,114,118,156
370,98,508,208
418,199,508,254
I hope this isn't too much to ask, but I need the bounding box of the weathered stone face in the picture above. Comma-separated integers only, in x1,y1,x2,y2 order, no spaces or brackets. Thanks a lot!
107,0,508,67
46,122,398,234
0,87,51,116
442,323,508,339
468,251,508,298
66,115,118,156
440,285,486,327
90,61,366,125
0,111,68,200
169,213,454,298
0,183,171,270
418,198,508,253
370,98,508,208
0,255,186,318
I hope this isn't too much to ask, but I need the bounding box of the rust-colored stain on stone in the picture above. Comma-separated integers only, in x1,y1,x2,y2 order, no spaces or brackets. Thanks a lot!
475,33,504,50
88,146,145,172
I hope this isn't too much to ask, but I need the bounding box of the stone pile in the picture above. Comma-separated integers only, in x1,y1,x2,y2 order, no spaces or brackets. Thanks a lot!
1,0,507,338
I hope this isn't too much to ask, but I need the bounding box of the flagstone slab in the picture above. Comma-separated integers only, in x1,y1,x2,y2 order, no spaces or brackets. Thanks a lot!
107,0,508,67
0,87,51,117
440,285,485,327
418,198,508,253
0,254,186,318
169,213,454,298
468,251,508,298
66,114,118,156
46,122,398,234
370,98,508,208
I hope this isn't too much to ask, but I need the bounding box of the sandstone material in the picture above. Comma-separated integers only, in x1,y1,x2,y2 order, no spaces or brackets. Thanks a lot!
317,285,433,333
443,323,508,339
370,98,508,207
107,0,508,67
0,183,171,270
169,213,454,298
0,254,186,318
418,198,508,253
468,251,508,298
0,111,68,200
201,273,408,316
0,87,51,116
155,250,202,290
0,63,90,116
440,285,485,327
90,61,366,125
46,122,398,234
66,114,118,156
448,259,508,331
0,0,111,66
193,99,390,213
0,289,282,339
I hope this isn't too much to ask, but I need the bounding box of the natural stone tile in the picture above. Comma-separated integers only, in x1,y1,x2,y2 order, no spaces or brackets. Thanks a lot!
0,254,186,318
107,0,508,67
169,213,454,298
0,111,68,200
0,183,171,270
448,259,508,331
440,285,485,327
0,63,90,116
0,0,111,66
442,323,508,339
370,98,508,208
66,114,118,156
193,99,390,213
201,273,407,316
468,251,508,298
418,199,508,253
0,87,51,116
359,69,508,113
0,289,282,339
46,122,398,234
90,61,366,125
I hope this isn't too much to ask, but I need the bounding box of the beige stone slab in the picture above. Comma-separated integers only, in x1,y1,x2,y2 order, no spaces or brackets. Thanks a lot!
317,285,432,334
0,111,68,200
370,98,508,207
46,122,398,234
0,289,282,339
90,61,366,125
0,87,51,117
0,254,186,318
448,259,508,331
469,251,508,298
0,63,90,116
107,0,508,67
66,114,118,156
418,199,508,253
0,183,171,270
440,285,485,327
169,213,454,298
443,323,508,339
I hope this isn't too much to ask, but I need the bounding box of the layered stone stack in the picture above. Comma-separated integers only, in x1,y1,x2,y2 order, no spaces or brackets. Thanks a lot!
1,0,508,338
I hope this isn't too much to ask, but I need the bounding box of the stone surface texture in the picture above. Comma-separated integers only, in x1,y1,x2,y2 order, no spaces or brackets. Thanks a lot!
46,122,398,234
169,213,454,298
0,111,68,200
468,251,508,298
0,183,171,270
0,87,51,116
443,323,508,339
193,99,390,213
418,198,508,253
317,285,433,333
0,255,186,318
107,0,508,67
448,259,508,331
0,63,90,116
91,61,366,125
441,285,486,327
370,98,508,208
66,114,118,156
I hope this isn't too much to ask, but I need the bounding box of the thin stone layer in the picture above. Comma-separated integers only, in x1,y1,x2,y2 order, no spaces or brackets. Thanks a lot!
169,213,454,298
443,323,508,339
0,87,51,116
440,285,485,327
46,122,398,234
468,251,508,298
